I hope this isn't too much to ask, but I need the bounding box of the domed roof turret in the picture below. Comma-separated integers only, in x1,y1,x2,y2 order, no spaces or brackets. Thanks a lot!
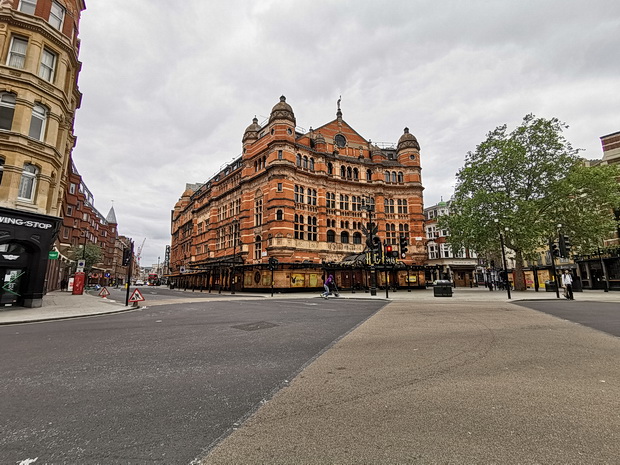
397,127,420,151
243,117,261,142
269,95,296,125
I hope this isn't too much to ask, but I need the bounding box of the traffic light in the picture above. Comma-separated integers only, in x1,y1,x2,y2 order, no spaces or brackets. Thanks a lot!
122,248,132,266
550,240,560,257
385,244,393,256
560,234,572,257
399,235,408,258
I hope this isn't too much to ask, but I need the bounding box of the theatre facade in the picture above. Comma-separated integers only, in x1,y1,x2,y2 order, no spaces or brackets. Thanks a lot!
170,97,427,292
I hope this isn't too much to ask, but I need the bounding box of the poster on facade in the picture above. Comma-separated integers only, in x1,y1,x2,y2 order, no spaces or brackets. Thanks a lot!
291,273,305,287
309,273,319,287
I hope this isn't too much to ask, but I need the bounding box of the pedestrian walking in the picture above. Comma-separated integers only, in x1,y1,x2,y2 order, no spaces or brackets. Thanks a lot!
562,270,574,300
60,278,68,292
321,273,334,298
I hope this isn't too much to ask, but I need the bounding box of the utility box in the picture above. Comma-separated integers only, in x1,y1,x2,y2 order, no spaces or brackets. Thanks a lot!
433,280,453,297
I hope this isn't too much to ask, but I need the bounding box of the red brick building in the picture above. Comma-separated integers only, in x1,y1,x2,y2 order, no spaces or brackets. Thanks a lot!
170,97,427,292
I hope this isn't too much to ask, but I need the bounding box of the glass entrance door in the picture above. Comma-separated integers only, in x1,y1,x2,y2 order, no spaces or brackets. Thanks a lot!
1,268,25,306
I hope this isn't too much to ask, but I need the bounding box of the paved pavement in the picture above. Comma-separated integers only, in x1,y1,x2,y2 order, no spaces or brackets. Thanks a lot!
3,287,620,464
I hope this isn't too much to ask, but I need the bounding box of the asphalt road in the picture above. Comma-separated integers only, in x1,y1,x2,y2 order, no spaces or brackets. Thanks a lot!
515,300,620,337
0,298,386,464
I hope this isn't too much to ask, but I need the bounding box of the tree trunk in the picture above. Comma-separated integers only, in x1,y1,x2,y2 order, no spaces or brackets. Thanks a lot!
514,249,526,291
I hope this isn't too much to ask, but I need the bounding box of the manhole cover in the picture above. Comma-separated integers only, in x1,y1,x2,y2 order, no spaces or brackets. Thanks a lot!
232,321,279,332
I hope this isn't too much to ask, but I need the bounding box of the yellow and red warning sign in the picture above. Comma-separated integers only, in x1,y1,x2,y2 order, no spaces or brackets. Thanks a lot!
129,288,145,302
98,287,110,298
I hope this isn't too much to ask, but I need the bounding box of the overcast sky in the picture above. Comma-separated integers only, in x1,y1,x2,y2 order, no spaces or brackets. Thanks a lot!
72,0,620,268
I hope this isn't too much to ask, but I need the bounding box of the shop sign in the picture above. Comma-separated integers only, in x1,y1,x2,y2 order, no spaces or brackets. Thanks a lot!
0,216,54,229
48,251,59,260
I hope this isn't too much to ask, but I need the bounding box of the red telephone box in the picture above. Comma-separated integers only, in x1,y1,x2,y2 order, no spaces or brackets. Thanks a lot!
72,272,85,295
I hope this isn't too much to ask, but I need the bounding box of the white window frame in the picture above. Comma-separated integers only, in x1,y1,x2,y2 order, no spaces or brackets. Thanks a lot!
28,103,47,140
18,0,37,14
38,48,57,82
49,1,65,30
7,36,28,69
17,163,38,202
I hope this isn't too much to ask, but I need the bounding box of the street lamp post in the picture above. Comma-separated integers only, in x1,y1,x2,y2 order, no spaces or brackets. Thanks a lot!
231,219,239,294
494,219,511,300
362,196,377,296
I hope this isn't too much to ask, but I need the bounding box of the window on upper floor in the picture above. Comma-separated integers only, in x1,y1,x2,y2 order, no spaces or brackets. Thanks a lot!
66,205,73,216
276,209,283,221
0,92,16,131
326,192,335,209
296,153,301,167
7,36,28,69
29,104,47,141
341,231,349,244
327,230,335,243
69,183,76,194
327,162,333,175
0,157,4,185
18,0,37,14
18,163,38,202
49,1,65,30
277,182,282,192
38,48,57,82
366,169,372,181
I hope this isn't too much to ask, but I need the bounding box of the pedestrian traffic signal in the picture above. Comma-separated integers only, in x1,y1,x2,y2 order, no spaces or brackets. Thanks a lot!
268,257,279,269
399,235,408,256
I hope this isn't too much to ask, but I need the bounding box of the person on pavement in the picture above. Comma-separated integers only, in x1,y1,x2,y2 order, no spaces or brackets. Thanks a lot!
562,270,574,300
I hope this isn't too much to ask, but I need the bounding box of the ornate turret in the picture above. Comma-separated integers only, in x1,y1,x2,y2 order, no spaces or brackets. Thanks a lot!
397,127,420,152
269,95,296,125
242,117,261,143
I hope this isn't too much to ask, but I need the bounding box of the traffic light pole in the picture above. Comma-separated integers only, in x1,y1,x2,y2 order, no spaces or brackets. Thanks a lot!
124,240,134,306
548,239,560,299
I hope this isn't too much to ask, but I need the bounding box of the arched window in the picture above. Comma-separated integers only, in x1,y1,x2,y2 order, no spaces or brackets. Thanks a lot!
296,153,302,166
397,172,404,183
340,231,350,243
353,168,359,180
28,104,47,140
276,209,283,221
384,171,390,182
309,158,315,171
18,163,38,201
328,163,333,175
254,235,262,260
0,92,17,131
353,232,362,244
391,171,397,183
340,166,346,178
303,156,308,169
327,230,336,243
347,167,352,179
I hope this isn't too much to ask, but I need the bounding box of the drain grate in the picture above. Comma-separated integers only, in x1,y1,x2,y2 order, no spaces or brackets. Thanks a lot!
232,321,279,332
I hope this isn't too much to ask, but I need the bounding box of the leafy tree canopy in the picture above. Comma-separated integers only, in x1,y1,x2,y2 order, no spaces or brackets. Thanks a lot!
68,242,103,273
441,114,620,289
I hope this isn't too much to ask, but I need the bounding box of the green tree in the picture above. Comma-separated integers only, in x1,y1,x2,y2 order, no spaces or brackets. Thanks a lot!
68,242,103,273
441,114,620,291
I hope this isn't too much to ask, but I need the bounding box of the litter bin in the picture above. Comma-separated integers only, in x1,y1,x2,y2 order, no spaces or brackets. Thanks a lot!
433,280,453,297
544,280,557,292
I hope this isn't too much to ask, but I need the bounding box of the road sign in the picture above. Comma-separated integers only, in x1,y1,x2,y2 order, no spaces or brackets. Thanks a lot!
128,288,145,302
48,251,59,260
98,287,110,298
180,266,186,274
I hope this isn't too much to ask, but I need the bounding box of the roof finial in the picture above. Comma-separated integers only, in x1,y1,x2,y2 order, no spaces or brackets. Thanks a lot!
337,95,341,111
336,95,342,119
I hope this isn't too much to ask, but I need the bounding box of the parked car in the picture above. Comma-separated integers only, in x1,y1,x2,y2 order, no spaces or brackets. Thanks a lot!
135,279,145,286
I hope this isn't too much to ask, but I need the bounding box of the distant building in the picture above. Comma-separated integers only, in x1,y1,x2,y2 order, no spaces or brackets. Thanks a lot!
0,0,86,306
423,199,479,286
170,96,427,291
